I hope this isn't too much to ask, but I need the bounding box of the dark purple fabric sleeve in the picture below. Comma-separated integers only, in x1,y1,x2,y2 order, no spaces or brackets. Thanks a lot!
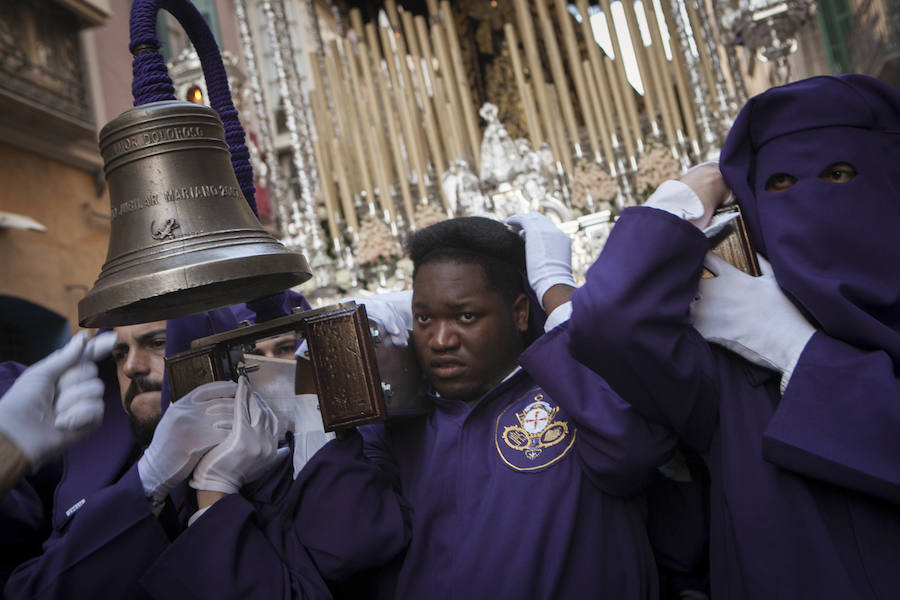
4,465,168,599
140,494,331,600
0,362,50,588
763,333,900,504
290,431,411,582
568,207,720,451
520,323,677,496
1,479,49,589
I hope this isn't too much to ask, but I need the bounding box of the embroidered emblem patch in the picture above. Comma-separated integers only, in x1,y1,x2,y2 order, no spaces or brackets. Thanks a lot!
495,389,575,471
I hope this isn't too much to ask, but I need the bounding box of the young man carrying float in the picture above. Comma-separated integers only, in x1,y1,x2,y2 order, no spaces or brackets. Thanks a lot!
288,216,680,598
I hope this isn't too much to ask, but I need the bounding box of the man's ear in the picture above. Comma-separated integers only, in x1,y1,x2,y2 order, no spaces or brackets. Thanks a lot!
512,293,529,333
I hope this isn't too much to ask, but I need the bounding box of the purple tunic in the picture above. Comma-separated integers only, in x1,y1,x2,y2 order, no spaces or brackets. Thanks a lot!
139,446,334,600
570,206,900,599
329,325,677,598
231,290,311,325
3,364,178,599
0,362,61,590
5,308,330,599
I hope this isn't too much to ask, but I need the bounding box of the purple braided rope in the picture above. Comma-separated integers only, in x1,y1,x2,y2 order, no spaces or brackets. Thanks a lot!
130,0,258,216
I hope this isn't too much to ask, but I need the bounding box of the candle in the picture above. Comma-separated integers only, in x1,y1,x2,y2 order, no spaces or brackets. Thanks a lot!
330,136,358,232
323,45,361,198
403,17,453,215
581,59,615,168
308,52,333,148
308,88,340,245
402,10,446,179
620,0,661,139
356,39,398,223
513,0,565,167
349,8,364,41
553,0,601,159
431,69,464,166
431,22,469,160
387,11,432,181
343,38,380,215
599,0,641,154
311,135,340,247
379,22,429,207
643,0,684,146
384,0,400,31
415,15,452,164
640,15,677,148
503,23,542,149
683,0,717,107
440,1,481,166
369,122,398,224
367,23,416,226
338,39,378,214
602,50,636,159
534,0,581,153
658,0,698,148
426,0,439,22
575,0,620,155
548,82,575,175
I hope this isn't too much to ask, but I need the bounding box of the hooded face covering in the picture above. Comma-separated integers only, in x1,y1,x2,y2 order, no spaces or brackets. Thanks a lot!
720,74,900,366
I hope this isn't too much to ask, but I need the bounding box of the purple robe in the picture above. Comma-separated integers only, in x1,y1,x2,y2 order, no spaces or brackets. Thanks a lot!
5,308,330,599
278,429,413,590
139,443,333,599
135,426,410,597
310,325,678,598
570,205,900,598
0,362,61,590
231,290,311,325
3,355,178,599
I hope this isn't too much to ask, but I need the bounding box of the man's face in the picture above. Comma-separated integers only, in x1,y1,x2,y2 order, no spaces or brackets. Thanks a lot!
111,322,166,435
248,332,298,360
412,260,528,402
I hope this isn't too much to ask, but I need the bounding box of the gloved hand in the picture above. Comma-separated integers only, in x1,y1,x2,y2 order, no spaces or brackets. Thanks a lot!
0,331,117,470
137,380,236,503
189,377,280,494
348,291,413,347
506,212,575,306
678,163,731,230
691,253,816,381
297,292,413,359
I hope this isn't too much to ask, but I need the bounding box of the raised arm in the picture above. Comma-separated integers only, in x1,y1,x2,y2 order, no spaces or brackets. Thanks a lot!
0,332,116,497
140,485,332,600
5,379,237,599
569,204,720,451
290,427,411,583
520,323,677,496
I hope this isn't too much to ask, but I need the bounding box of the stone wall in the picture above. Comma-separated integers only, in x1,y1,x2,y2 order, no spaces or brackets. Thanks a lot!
0,143,110,332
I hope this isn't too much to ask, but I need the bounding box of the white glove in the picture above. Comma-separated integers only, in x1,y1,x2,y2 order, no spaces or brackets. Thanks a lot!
137,380,236,503
506,212,575,306
189,377,280,494
0,331,116,470
297,292,413,359
677,163,731,229
357,298,411,347
691,253,815,387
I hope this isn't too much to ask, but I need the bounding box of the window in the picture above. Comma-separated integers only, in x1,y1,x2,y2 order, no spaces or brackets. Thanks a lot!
156,0,222,61
0,0,92,126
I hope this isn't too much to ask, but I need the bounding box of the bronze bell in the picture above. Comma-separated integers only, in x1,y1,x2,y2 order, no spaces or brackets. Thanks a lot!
78,100,311,328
